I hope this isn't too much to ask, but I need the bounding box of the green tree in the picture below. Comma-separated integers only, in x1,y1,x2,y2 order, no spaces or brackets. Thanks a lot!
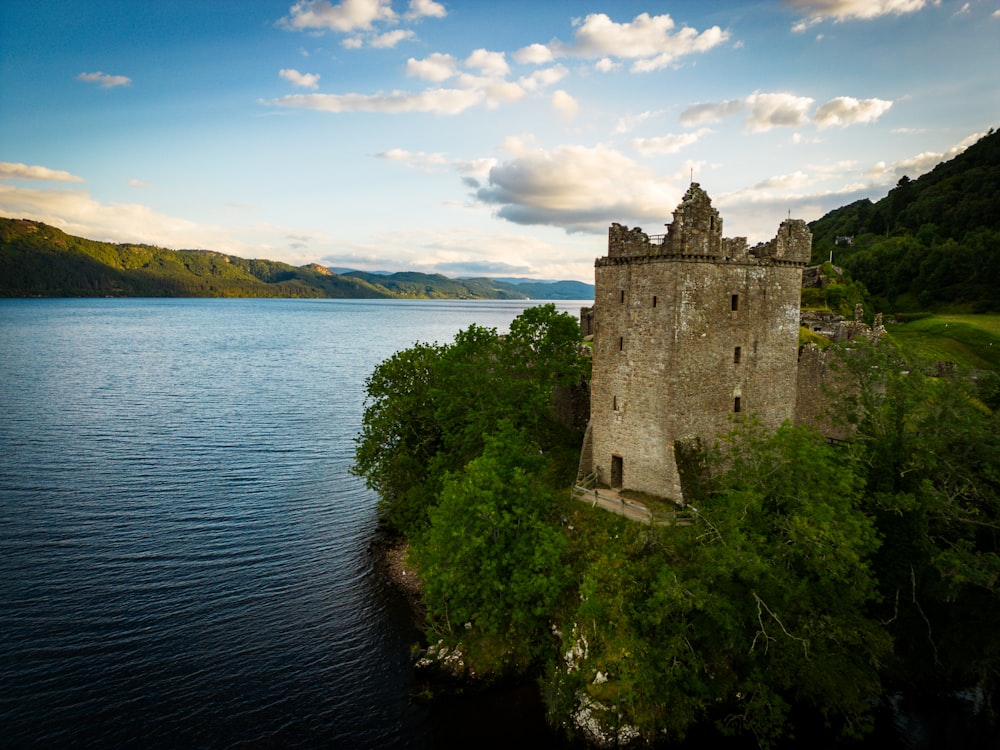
353,342,444,533
353,304,587,536
833,340,1000,701
552,422,888,746
411,424,569,674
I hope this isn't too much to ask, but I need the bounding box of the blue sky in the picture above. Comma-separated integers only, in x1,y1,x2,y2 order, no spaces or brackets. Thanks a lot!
1,0,997,282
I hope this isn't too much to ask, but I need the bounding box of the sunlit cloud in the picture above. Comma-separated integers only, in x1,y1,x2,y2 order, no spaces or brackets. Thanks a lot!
787,0,935,31
77,71,132,88
280,0,396,33
370,29,414,47
613,110,661,135
865,130,984,184
280,68,321,89
406,52,458,81
551,90,579,120
680,92,892,132
631,128,712,155
465,49,510,77
0,162,84,182
405,0,445,20
544,12,730,73
518,65,568,91
268,87,483,114
375,147,450,171
512,43,554,65
474,142,682,234
812,96,893,128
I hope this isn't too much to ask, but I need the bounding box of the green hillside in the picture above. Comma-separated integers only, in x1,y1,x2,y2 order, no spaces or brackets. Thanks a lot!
809,127,1000,312
0,218,594,300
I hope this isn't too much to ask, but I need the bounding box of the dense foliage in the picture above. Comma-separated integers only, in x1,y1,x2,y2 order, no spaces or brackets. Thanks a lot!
353,303,589,537
0,218,594,299
809,128,1000,311
355,317,1000,745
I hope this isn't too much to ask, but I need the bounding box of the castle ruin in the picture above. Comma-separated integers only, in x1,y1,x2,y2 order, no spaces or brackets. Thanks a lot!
579,183,811,502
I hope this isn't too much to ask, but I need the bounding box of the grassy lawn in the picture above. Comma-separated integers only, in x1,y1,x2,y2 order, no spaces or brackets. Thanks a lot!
885,313,1000,370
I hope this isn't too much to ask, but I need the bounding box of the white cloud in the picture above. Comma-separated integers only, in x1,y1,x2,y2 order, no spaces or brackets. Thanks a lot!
280,0,396,33
682,92,893,132
679,98,746,127
865,130,984,184
753,171,812,190
456,75,524,108
513,43,554,65
465,49,509,77
474,142,682,233
631,128,711,155
519,65,568,91
127,179,151,189
77,71,131,88
551,90,579,120
613,110,661,135
553,12,730,72
406,0,446,19
376,148,450,171
455,157,497,180
370,29,414,47
813,96,893,128
745,92,815,131
0,183,213,249
268,87,483,114
788,0,934,30
270,45,557,115
279,68,321,89
0,162,84,182
594,57,621,73
406,53,458,82
680,93,814,131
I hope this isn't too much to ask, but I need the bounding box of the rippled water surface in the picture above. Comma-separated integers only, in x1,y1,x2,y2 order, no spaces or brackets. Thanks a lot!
0,298,586,749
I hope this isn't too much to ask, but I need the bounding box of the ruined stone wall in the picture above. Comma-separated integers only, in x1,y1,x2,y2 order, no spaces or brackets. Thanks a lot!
794,344,853,441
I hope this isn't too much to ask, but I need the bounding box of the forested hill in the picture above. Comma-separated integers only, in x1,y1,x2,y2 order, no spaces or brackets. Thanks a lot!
0,218,594,300
809,127,1000,311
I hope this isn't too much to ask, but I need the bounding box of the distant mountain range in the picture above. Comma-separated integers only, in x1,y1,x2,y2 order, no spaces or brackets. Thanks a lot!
0,219,594,300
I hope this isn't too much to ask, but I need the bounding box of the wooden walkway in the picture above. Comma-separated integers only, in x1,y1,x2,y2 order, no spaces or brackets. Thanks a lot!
571,485,690,526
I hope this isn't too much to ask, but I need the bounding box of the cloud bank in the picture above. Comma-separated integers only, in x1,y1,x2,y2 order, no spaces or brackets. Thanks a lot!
680,92,893,131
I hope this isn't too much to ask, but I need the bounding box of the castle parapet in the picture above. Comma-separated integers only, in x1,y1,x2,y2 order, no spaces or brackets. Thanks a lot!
608,222,654,258
751,218,811,264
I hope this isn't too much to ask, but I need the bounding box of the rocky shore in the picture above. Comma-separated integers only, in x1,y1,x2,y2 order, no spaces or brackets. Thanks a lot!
370,530,424,624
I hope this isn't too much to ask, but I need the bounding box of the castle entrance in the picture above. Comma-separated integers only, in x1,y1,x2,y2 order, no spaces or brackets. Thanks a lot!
611,455,623,489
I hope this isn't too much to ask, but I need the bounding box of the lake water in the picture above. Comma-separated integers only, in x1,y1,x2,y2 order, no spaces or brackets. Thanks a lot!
0,298,587,749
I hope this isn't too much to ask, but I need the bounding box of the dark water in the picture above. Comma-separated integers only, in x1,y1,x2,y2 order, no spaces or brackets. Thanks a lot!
0,298,584,749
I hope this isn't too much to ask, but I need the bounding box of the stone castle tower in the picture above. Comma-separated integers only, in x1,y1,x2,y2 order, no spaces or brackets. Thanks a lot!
580,183,811,502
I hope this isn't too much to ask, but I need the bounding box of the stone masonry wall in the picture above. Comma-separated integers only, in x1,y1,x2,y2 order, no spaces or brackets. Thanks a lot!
585,184,809,502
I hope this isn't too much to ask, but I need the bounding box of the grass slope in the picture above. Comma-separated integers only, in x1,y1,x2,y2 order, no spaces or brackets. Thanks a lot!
886,314,1000,370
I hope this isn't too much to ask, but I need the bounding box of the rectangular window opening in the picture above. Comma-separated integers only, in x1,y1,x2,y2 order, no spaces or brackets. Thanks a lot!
618,336,624,351
612,395,618,411
620,290,625,303
731,294,740,311
734,396,742,413
734,346,742,364
652,295,657,307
